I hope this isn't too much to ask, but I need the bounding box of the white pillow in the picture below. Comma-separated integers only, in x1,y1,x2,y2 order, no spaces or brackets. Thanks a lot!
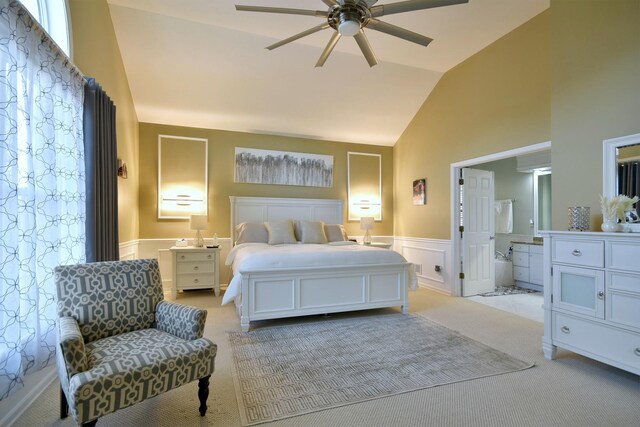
299,220,328,244
324,224,348,242
235,221,268,244
265,220,297,245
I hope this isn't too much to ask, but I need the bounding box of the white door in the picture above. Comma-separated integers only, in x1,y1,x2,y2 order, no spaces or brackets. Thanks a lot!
462,168,495,296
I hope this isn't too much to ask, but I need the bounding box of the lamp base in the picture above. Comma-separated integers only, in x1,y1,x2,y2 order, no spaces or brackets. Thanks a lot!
194,230,204,248
363,230,371,245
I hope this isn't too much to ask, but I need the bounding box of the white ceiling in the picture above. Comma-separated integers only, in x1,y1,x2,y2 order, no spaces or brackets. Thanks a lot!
107,0,549,146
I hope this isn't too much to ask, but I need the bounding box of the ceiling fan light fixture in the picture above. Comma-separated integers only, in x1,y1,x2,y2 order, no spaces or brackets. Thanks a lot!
338,19,360,36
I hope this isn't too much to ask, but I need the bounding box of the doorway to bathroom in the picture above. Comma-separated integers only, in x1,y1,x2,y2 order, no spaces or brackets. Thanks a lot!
451,142,551,321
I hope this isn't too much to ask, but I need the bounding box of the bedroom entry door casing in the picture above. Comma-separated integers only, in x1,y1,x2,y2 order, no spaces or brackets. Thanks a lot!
461,168,495,296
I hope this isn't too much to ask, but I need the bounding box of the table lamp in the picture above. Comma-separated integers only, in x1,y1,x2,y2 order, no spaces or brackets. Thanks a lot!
190,214,207,247
360,216,374,245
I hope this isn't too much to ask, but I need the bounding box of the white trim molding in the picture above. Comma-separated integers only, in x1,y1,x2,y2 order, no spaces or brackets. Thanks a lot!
394,236,452,295
0,366,56,427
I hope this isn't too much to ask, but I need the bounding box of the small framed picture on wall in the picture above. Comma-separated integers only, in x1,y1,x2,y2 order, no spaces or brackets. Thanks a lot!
413,178,426,205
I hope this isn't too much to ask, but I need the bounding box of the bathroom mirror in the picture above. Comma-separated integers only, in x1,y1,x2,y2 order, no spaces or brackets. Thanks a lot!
158,135,208,219
347,152,382,221
603,133,640,199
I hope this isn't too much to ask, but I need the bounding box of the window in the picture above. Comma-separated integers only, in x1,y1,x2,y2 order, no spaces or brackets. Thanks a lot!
21,0,71,56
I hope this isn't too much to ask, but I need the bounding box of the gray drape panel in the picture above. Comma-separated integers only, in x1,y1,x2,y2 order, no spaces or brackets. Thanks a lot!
84,78,119,262
618,160,640,215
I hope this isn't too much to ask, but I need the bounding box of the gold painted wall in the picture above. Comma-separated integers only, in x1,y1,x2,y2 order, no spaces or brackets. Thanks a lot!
138,123,394,239
69,0,139,243
393,11,551,239
550,0,640,230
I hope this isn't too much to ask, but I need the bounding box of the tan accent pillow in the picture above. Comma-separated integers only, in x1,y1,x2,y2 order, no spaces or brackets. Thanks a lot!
235,222,268,244
299,220,328,244
324,224,348,242
265,220,297,245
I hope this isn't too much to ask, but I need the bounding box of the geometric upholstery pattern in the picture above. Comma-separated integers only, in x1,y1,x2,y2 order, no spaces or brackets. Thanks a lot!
54,259,217,425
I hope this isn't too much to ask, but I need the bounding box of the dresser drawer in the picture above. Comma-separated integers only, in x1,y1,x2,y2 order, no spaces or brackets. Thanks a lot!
512,252,529,267
176,273,214,289
512,243,529,253
513,266,529,282
529,245,544,255
607,272,640,330
607,240,640,273
553,239,603,268
176,261,214,274
175,252,216,262
553,312,640,372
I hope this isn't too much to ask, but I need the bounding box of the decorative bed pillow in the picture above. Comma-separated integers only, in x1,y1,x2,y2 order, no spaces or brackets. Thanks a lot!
324,224,348,242
299,220,328,244
235,221,268,244
265,220,297,245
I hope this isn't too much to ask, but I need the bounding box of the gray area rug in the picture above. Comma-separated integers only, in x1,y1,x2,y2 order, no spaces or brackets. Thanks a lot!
479,286,540,297
228,313,533,425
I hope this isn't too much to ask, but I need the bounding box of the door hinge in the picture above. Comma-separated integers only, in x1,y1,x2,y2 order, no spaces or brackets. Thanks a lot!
459,272,465,279
459,178,464,185
459,226,464,233
551,294,553,303
550,267,553,276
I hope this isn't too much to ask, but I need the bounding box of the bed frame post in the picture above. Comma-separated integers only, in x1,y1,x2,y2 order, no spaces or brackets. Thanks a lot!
241,275,250,332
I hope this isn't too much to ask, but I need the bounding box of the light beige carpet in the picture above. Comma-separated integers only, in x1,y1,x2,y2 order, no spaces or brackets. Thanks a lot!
228,313,533,425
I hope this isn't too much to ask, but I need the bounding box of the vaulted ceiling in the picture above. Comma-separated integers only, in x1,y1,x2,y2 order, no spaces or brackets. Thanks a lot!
107,0,549,146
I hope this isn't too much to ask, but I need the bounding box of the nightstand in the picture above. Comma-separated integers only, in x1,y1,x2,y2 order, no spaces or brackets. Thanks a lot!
170,246,220,299
363,242,392,249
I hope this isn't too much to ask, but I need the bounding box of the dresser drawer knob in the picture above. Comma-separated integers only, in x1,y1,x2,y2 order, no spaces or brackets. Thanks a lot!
180,255,185,260
207,254,212,259
597,291,604,300
635,348,640,357
571,249,582,257
194,266,199,271
194,278,199,284
561,326,570,334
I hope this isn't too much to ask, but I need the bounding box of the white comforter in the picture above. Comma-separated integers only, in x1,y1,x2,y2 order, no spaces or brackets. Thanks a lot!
222,242,416,305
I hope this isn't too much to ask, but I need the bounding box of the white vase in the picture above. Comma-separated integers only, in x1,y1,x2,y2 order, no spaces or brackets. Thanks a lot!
601,220,619,232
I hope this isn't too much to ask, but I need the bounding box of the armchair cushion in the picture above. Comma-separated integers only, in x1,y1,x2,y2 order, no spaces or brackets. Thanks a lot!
155,300,207,341
58,316,87,378
68,328,217,424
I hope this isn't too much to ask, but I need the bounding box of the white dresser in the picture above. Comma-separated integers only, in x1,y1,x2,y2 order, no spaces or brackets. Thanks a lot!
170,246,220,300
542,231,640,375
512,242,544,291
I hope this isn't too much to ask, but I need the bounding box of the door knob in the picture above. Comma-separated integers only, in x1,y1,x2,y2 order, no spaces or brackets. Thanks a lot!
597,291,604,300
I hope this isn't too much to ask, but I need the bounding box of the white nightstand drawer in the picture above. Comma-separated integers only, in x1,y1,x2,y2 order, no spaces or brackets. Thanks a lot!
176,252,216,262
177,262,214,274
512,252,529,267
176,273,214,289
512,243,529,253
553,239,603,268
553,312,640,371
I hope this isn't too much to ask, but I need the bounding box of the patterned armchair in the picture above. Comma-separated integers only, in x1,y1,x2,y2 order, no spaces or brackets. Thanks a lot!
54,259,217,426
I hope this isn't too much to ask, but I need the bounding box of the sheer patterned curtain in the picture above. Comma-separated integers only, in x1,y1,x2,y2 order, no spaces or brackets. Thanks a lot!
0,0,85,399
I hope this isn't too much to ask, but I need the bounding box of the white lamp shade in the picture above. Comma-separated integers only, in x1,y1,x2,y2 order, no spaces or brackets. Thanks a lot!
360,216,375,230
190,214,208,230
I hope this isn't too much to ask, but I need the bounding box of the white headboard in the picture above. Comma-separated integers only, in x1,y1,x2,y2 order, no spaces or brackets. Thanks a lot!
229,196,343,243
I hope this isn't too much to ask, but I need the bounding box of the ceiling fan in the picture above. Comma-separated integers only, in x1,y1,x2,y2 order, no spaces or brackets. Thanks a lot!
235,0,469,67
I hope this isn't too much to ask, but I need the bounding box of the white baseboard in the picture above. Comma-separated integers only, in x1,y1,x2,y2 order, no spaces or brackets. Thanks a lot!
0,366,56,427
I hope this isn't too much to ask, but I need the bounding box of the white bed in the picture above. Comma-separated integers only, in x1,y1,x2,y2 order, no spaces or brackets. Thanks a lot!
227,196,414,332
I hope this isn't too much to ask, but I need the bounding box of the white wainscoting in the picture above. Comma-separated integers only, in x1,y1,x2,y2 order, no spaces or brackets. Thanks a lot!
394,237,453,295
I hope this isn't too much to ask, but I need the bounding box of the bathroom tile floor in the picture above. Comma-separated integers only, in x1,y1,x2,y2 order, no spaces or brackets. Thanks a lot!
467,291,544,323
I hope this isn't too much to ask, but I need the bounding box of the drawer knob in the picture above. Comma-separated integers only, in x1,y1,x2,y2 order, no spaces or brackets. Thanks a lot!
194,278,199,283
571,249,581,257
597,291,604,300
207,254,212,259
561,326,570,334
180,255,185,260
635,348,640,357
194,266,199,271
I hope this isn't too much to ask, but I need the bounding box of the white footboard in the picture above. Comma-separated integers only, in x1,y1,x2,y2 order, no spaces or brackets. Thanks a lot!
238,263,410,332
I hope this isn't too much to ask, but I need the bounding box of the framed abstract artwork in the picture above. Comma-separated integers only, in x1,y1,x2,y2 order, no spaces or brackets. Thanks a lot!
413,178,426,205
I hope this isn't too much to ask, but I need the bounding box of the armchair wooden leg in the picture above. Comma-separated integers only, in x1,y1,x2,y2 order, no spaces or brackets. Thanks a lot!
60,386,69,419
198,375,211,416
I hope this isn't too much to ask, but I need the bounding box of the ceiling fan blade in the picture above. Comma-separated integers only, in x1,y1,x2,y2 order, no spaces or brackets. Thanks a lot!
354,30,378,67
320,0,338,6
316,32,342,67
267,23,331,50
370,0,468,17
235,5,328,17
366,19,433,46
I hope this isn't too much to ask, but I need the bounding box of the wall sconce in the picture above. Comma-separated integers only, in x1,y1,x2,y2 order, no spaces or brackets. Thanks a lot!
190,214,207,247
360,216,374,245
117,158,128,179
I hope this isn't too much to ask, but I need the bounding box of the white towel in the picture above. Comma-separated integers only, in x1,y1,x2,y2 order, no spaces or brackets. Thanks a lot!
495,200,513,234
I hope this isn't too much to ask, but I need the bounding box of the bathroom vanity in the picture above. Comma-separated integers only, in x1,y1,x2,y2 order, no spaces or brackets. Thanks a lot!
511,241,543,291
541,231,640,375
